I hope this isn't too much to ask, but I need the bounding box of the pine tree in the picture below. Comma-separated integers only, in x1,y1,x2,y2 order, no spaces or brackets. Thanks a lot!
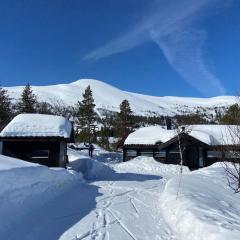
0,87,11,128
18,84,38,113
37,102,53,115
77,85,97,143
221,104,240,125
115,99,133,144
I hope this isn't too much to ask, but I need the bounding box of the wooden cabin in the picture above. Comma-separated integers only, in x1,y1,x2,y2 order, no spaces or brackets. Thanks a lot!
157,132,208,169
123,125,240,169
0,114,74,168
123,126,175,162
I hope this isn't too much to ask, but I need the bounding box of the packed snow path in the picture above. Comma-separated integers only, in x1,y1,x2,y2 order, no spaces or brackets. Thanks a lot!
1,150,239,239
64,177,177,240
0,151,180,240
63,150,182,240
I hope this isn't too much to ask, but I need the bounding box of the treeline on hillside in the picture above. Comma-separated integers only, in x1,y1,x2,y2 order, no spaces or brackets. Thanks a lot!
1,84,240,151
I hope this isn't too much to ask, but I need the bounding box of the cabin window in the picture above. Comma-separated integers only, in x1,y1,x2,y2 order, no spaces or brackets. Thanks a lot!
207,151,222,158
126,150,137,157
154,150,166,158
141,150,153,157
225,151,240,159
31,149,50,159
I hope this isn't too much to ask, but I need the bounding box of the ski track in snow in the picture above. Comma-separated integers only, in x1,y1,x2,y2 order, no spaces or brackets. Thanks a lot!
70,177,178,240
0,151,179,240
1,151,240,239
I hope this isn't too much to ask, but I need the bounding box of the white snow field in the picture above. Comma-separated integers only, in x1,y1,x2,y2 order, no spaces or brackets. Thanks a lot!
161,163,240,240
0,148,240,240
4,79,237,116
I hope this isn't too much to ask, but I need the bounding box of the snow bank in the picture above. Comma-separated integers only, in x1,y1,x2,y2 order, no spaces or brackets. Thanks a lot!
161,164,240,240
68,149,181,181
113,156,189,176
0,154,83,239
0,113,72,138
68,146,122,176
0,154,36,170
68,148,119,180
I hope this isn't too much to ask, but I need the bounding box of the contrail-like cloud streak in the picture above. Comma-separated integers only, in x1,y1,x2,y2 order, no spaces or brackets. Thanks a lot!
84,0,234,96
150,28,226,95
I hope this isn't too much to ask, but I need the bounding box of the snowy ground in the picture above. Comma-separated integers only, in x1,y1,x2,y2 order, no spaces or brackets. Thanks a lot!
66,150,186,240
0,147,240,240
161,163,240,240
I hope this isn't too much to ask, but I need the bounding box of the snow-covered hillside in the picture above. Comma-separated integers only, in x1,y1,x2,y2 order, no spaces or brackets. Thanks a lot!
4,79,236,117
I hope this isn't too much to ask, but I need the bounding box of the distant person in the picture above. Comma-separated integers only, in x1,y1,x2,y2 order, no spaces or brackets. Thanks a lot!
88,143,94,158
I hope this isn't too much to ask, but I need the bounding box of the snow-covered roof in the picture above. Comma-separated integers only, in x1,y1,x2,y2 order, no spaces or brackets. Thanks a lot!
0,114,72,139
124,126,176,145
124,125,240,146
189,125,239,146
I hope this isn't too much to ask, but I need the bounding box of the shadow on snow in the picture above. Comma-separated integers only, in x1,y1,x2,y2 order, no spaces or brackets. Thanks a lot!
0,166,102,240
69,157,162,182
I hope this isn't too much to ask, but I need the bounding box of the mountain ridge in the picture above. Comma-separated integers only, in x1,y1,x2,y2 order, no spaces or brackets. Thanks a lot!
4,79,236,117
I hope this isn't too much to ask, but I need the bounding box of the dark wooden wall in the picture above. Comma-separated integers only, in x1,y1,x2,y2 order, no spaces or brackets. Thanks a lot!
123,139,240,169
123,145,160,162
2,140,65,167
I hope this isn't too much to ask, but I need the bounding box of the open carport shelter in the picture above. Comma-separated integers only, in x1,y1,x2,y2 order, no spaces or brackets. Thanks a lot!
0,114,74,167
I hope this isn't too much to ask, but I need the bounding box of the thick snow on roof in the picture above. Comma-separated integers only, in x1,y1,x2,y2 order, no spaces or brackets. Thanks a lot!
124,125,240,146
124,126,176,145
0,114,72,138
189,125,239,145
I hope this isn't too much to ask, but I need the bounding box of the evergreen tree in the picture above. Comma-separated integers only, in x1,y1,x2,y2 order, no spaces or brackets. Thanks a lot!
0,87,11,128
221,104,240,125
98,134,111,151
175,113,208,126
77,85,97,143
115,99,133,145
18,84,38,113
37,102,53,115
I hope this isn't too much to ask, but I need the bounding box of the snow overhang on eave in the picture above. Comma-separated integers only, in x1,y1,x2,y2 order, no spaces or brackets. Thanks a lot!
123,143,161,148
158,133,209,149
0,136,71,142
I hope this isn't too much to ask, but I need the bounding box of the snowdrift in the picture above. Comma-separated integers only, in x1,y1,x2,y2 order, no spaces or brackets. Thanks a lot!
113,156,189,176
161,163,240,240
0,154,83,239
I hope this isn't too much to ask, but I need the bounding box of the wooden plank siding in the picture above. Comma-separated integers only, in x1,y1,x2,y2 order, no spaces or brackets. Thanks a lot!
1,138,68,167
123,144,162,162
123,132,240,169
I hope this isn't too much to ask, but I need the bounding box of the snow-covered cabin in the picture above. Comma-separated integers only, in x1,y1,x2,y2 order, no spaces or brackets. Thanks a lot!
123,126,175,161
0,114,74,167
123,125,240,169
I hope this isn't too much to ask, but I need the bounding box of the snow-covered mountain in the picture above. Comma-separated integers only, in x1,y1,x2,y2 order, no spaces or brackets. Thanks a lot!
5,79,236,116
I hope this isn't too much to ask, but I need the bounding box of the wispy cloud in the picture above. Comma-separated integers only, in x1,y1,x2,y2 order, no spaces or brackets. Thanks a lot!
84,0,234,96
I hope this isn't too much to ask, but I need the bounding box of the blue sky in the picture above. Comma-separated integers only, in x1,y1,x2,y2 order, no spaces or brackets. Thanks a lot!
0,0,239,97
